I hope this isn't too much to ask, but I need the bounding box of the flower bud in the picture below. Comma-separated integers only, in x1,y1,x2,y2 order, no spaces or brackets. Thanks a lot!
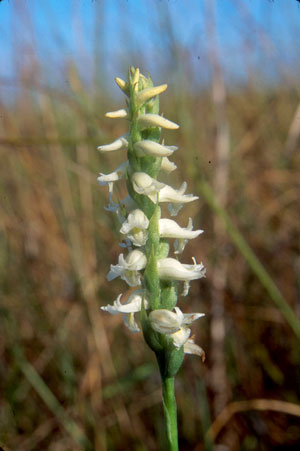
105,109,128,119
135,84,168,107
137,114,179,130
115,77,129,95
134,140,177,157
97,136,128,152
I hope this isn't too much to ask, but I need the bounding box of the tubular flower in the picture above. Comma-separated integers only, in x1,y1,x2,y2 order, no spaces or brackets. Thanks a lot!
132,172,198,214
99,67,206,367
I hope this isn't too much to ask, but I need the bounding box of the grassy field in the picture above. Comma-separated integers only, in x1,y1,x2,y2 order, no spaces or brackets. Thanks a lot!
1,2,300,450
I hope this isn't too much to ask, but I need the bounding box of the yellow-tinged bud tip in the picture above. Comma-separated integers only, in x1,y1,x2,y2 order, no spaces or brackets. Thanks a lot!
115,77,127,92
136,84,168,106
133,67,140,84
105,109,128,118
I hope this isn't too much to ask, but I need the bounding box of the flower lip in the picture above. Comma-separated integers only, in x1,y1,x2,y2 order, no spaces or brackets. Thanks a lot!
184,339,205,361
120,209,149,247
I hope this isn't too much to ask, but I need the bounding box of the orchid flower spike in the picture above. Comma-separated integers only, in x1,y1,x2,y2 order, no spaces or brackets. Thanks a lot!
98,67,206,375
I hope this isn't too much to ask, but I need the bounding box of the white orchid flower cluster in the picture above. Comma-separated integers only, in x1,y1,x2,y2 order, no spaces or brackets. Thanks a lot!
99,67,206,375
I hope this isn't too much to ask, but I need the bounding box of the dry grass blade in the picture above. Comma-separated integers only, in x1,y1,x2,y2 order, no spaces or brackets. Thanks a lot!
207,398,300,442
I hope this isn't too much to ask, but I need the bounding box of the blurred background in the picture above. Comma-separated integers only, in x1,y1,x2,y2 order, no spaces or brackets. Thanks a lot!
1,0,300,450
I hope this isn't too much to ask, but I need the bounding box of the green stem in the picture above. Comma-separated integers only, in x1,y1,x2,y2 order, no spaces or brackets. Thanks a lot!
162,376,179,451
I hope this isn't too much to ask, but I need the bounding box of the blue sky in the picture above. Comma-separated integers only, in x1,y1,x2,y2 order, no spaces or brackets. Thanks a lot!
0,0,299,94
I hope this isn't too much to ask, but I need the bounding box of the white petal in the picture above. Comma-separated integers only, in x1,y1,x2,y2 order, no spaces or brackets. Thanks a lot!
97,162,127,185
120,209,149,247
125,249,147,269
134,140,176,157
107,250,147,287
161,157,177,173
183,339,205,361
105,109,128,118
101,294,124,315
182,313,205,325
120,209,149,234
157,258,206,281
137,114,179,130
132,172,164,202
101,291,149,315
149,309,181,334
97,135,128,152
171,327,191,349
159,218,203,240
159,183,199,204
174,306,204,326
123,313,140,332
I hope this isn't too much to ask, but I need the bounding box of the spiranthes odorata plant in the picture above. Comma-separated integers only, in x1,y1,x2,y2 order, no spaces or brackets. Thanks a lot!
98,67,206,450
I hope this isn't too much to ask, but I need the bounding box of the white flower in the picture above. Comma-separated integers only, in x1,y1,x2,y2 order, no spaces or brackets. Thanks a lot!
157,257,206,282
107,249,147,287
134,140,177,157
149,306,204,349
105,108,128,118
159,182,198,216
132,173,198,212
137,114,179,130
101,290,149,333
120,209,149,247
132,172,164,202
159,217,203,254
97,135,128,152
